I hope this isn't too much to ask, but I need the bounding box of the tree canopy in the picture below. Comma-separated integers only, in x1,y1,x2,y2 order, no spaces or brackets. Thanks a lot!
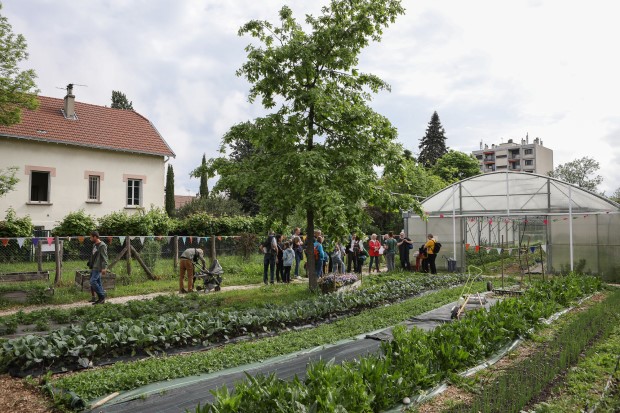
549,156,603,192
213,0,416,288
432,150,480,183
418,111,448,167
111,90,134,110
0,3,39,126
0,166,19,198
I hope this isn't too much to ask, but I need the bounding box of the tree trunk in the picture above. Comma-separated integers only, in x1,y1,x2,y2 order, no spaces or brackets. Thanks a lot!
306,103,318,290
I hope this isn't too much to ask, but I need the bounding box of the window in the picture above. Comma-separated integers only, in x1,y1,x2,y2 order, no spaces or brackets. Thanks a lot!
525,160,533,166
88,175,100,201
524,149,533,155
127,179,141,206
475,155,483,160
30,171,50,202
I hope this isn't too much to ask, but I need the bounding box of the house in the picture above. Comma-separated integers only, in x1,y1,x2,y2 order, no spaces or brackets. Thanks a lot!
472,135,553,175
0,85,175,231
174,195,197,209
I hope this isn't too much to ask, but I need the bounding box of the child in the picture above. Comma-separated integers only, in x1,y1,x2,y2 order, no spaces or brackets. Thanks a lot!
282,241,295,283
331,242,346,274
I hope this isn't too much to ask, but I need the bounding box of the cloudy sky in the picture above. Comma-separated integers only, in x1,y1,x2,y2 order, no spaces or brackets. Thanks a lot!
4,0,620,195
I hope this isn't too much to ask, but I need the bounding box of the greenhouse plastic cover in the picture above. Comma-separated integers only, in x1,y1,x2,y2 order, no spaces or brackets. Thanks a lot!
420,172,619,215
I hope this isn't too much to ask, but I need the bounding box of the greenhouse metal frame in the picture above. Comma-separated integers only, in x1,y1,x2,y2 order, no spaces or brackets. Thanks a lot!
404,172,620,281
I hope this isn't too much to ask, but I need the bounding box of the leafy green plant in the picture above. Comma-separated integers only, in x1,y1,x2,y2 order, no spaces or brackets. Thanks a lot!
51,210,96,236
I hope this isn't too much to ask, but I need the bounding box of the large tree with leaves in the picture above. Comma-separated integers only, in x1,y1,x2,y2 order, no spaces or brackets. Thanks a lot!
111,90,133,110
0,3,39,126
165,164,175,216
432,150,480,183
214,0,418,289
549,156,603,192
418,111,448,167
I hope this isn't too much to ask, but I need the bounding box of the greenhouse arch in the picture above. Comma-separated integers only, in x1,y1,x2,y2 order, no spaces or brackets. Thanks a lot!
404,172,620,281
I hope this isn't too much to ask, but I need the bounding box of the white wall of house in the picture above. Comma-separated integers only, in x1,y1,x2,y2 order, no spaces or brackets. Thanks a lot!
0,138,166,230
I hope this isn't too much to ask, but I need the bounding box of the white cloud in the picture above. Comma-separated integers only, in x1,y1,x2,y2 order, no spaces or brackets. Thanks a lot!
3,0,620,195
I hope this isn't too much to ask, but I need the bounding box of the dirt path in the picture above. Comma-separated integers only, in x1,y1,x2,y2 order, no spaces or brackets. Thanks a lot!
0,281,294,318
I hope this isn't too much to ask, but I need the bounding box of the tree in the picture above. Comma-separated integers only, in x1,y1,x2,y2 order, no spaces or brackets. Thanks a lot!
381,150,447,200
190,155,215,200
608,187,620,203
549,156,603,192
199,154,209,199
214,0,417,290
0,3,39,126
165,164,175,216
0,166,19,197
111,90,134,110
418,111,448,167
432,150,480,183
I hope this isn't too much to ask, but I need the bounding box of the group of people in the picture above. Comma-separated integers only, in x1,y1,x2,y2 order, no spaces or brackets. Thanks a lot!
261,229,439,284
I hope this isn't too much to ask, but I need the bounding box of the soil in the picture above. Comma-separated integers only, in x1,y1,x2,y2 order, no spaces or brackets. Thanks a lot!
0,375,56,413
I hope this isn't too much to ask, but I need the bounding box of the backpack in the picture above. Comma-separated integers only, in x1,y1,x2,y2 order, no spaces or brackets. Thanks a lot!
263,236,276,254
314,244,321,261
434,242,442,254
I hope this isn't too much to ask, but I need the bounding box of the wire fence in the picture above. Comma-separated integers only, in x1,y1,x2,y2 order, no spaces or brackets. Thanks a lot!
0,235,257,286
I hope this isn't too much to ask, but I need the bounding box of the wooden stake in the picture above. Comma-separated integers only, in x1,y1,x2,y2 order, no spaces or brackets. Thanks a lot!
173,235,179,272
36,240,43,272
126,235,131,276
130,245,156,280
54,236,61,286
210,234,217,264
108,245,129,269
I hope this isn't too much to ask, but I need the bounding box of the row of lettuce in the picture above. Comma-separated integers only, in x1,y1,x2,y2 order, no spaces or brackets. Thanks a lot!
0,274,471,374
190,275,601,413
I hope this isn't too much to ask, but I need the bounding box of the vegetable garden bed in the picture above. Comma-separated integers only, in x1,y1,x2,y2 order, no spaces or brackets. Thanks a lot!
0,274,474,375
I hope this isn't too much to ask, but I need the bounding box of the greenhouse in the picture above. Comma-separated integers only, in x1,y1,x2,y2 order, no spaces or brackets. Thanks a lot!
404,172,620,281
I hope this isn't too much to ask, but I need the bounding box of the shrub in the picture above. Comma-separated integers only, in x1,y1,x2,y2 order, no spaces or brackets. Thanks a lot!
52,210,97,236
0,208,33,237
97,207,173,236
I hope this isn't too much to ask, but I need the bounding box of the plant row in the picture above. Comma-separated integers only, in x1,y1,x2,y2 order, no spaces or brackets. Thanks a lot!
0,274,472,373
193,275,601,413
448,288,620,413
49,284,485,409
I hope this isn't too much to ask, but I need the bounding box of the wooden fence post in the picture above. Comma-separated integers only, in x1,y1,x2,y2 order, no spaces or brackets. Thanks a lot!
126,235,132,275
173,235,179,272
54,236,62,285
210,234,217,263
36,240,43,272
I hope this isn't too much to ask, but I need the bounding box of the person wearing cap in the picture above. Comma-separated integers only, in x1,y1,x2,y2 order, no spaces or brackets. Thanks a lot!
179,247,206,293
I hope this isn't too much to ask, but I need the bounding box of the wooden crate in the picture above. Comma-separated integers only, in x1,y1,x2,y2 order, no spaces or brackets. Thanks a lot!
75,270,116,291
0,271,50,283
0,288,54,303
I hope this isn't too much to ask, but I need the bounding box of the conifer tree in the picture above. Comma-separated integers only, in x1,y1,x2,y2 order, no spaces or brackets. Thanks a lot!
165,164,175,216
418,111,448,167
111,90,134,110
199,154,209,199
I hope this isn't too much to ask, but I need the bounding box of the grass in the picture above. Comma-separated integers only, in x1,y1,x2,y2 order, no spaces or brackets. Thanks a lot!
0,254,266,309
49,282,488,404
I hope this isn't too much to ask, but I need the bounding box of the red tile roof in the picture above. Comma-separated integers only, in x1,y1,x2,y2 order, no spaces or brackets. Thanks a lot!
175,195,197,209
0,95,175,157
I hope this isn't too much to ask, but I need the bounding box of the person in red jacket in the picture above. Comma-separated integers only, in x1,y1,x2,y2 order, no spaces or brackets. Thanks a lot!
368,233,381,273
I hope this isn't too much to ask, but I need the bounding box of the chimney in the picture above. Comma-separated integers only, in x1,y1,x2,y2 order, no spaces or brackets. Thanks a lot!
508,138,513,144
480,140,483,150
63,83,77,120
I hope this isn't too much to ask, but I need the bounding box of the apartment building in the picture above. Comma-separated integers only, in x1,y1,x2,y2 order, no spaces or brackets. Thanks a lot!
472,135,553,175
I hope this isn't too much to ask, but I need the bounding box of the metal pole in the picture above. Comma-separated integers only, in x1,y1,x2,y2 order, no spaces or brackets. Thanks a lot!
452,184,457,261
569,185,574,272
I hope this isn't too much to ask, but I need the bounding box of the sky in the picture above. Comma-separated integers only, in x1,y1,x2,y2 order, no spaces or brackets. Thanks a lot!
4,0,620,195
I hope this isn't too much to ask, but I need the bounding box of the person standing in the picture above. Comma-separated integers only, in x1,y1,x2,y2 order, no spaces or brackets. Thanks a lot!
397,231,413,271
262,231,278,284
282,241,295,283
424,234,438,274
275,234,284,283
88,231,108,304
331,242,346,274
346,232,356,273
293,236,303,279
384,232,397,272
314,236,327,278
179,246,206,293
368,233,381,273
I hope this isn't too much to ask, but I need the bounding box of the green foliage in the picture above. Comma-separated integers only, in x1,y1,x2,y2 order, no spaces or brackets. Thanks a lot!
381,150,447,200
457,289,620,413
110,90,133,110
0,207,33,237
194,275,599,412
234,232,259,259
0,166,19,197
141,239,162,270
549,156,603,192
175,195,246,219
176,213,265,236
215,0,414,287
51,210,96,236
0,3,39,126
190,155,215,200
50,282,482,405
165,164,175,216
418,111,448,168
97,207,172,235
432,150,481,183
609,186,620,203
